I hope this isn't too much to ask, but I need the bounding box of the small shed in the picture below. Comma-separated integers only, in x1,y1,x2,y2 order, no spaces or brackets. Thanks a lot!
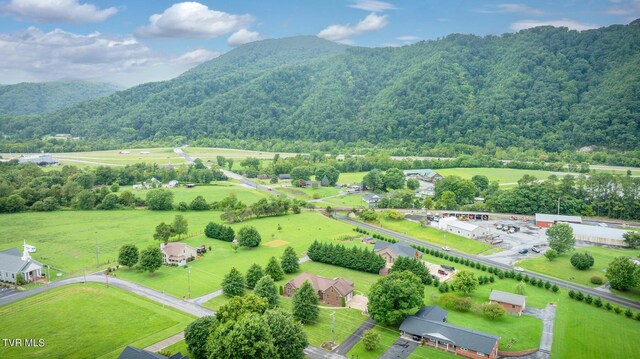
489,290,526,316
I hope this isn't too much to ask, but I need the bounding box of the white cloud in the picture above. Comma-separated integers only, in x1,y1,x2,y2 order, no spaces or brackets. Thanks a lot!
606,0,640,15
349,0,396,12
0,0,117,23
0,27,220,87
337,39,355,45
397,35,419,41
510,19,600,32
227,29,261,46
475,3,547,15
318,13,388,41
136,2,254,39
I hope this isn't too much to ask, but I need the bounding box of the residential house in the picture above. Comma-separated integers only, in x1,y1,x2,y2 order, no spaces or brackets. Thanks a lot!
403,169,443,183
160,242,197,267
132,184,144,190
162,180,179,189
0,241,44,284
374,240,423,265
118,346,189,359
363,193,384,208
278,174,291,180
283,272,354,306
257,174,270,180
489,290,527,316
400,306,500,359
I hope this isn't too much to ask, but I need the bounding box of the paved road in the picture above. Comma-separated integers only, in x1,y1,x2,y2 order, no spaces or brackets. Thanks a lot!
335,317,375,355
380,338,418,359
524,304,556,358
334,214,640,311
0,286,17,299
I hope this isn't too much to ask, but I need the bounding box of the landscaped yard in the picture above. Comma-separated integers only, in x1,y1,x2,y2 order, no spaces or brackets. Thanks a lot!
369,218,496,255
0,283,194,359
116,212,362,298
408,345,459,358
517,246,639,289
163,340,192,358
347,325,400,359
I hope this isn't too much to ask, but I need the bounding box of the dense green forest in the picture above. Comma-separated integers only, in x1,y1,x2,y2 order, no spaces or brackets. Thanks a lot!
0,80,120,115
1,22,639,162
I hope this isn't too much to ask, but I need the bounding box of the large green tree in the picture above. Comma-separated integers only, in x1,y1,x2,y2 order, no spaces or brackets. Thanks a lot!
452,270,479,295
368,271,424,325
624,232,640,249
314,165,340,186
547,223,575,254
184,315,216,359
280,246,299,274
153,222,175,243
363,169,385,192
293,280,319,324
254,275,279,308
222,267,246,297
265,256,284,281
238,226,262,247
390,257,432,285
246,263,265,289
606,257,640,290
172,215,188,239
570,252,595,270
145,189,174,210
138,246,163,272
117,244,139,267
263,309,308,359
383,168,405,190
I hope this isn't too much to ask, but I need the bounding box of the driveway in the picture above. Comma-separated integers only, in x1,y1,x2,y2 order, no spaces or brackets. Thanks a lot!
380,338,418,359
0,286,17,299
523,304,556,359
346,295,368,312
334,317,374,355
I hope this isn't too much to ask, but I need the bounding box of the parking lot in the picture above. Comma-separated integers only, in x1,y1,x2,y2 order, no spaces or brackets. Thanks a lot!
469,219,549,266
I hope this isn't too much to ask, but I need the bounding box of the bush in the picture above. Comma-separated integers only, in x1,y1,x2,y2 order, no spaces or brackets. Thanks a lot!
551,284,559,293
625,309,633,318
576,292,584,301
614,306,622,314
529,278,537,286
605,302,613,311
568,290,576,299
482,302,506,320
585,295,593,304
362,330,380,351
544,281,551,290
594,297,603,307
237,226,262,247
571,252,595,270
452,297,472,312
590,276,604,285
537,280,544,288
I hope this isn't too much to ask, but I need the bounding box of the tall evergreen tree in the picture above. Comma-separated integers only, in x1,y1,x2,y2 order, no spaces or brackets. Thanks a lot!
254,275,279,308
246,263,265,289
222,267,246,297
280,246,299,274
293,280,319,324
265,256,285,281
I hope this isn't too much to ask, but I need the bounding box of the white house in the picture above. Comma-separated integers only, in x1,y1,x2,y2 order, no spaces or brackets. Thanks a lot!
160,242,197,267
0,241,44,284
444,219,490,240
163,180,179,189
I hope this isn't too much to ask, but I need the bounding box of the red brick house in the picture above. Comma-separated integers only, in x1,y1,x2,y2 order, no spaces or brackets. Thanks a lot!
283,272,354,307
489,290,526,316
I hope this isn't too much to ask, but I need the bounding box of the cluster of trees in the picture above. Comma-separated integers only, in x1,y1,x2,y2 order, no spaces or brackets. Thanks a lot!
307,240,386,273
368,271,424,325
568,289,640,321
204,222,235,242
606,257,640,291
184,295,308,359
4,23,640,163
118,244,163,273
210,194,304,223
389,257,432,285
153,215,189,242
362,168,406,192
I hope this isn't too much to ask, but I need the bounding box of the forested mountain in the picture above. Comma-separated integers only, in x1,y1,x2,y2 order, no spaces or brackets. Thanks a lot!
0,80,120,115
1,22,639,153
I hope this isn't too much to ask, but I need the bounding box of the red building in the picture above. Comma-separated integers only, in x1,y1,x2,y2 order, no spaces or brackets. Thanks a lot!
535,213,582,228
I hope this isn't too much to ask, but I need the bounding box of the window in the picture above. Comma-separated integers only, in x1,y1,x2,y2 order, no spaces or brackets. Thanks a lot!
477,352,485,356
512,305,515,308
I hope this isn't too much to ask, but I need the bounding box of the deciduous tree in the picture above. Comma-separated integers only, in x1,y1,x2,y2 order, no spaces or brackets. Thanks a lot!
118,244,139,267
452,270,479,295
238,226,261,247
254,275,279,308
172,215,188,239
246,263,265,289
265,256,284,281
185,316,216,359
547,223,575,254
368,271,424,325
606,257,640,290
138,246,163,272
222,267,246,297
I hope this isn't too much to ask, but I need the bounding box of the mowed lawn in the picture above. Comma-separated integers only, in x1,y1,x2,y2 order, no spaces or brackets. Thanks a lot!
0,284,194,359
121,182,270,204
517,246,638,288
347,325,400,359
55,147,183,166
338,172,367,184
117,212,361,298
280,186,340,200
371,218,495,255
0,210,220,275
323,194,368,208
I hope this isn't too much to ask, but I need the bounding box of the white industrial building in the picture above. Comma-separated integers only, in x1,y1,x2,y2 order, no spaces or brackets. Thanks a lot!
438,217,491,240
567,223,636,247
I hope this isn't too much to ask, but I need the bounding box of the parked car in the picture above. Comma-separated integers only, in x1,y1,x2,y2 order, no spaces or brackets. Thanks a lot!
441,265,455,272
496,223,503,230
518,248,529,254
502,226,510,231
412,335,422,342
438,269,447,275
513,266,525,272
531,247,541,253
508,228,515,234
442,246,451,251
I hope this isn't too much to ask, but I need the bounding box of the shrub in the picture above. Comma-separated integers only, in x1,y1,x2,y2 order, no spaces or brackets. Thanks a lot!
575,292,584,301
584,295,593,304
590,276,604,285
438,293,457,309
571,252,595,270
635,312,640,321
452,297,472,312
482,302,506,320
568,290,576,299
614,306,622,314
605,302,613,311
529,278,537,286
544,281,551,290
537,280,544,288
625,309,633,318
594,297,603,307
551,284,559,293
362,330,380,351
489,276,495,283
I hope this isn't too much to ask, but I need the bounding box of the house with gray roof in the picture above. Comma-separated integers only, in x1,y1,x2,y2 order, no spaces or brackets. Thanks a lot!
489,290,527,316
0,242,44,284
118,346,189,359
403,169,443,183
400,306,500,359
374,240,422,265
362,193,384,208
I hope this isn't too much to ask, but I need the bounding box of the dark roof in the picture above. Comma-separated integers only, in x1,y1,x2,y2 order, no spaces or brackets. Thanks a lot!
0,248,43,273
118,346,189,359
415,305,448,322
374,240,420,259
400,307,499,355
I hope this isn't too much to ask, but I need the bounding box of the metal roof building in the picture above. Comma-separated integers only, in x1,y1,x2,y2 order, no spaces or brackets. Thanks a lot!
568,223,636,247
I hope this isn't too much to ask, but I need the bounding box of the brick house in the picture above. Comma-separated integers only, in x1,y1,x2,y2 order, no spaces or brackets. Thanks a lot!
489,290,526,316
400,306,500,359
283,272,354,307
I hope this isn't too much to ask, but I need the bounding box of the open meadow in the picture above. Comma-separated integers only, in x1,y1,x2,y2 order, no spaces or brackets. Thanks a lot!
122,182,269,204
0,283,194,359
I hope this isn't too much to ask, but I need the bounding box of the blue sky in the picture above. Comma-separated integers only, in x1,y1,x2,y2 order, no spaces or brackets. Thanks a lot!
0,0,638,87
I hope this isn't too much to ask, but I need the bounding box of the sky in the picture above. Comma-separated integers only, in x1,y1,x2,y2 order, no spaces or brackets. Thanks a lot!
0,0,638,87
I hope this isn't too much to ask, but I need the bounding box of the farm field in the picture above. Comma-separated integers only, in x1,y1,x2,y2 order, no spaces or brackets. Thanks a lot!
369,218,496,255
182,147,300,160
0,210,219,276
337,172,367,184
436,168,559,185
516,246,639,289
279,185,340,200
0,283,194,359
116,212,362,298
2,148,184,168
322,194,367,208
122,182,270,204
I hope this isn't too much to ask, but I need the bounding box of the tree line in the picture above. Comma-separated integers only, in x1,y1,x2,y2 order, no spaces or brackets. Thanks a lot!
307,240,386,273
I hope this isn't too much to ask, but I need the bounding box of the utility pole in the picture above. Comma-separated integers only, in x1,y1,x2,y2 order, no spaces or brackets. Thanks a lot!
187,267,191,299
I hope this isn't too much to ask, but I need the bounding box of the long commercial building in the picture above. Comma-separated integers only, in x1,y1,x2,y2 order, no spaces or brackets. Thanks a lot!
568,223,635,247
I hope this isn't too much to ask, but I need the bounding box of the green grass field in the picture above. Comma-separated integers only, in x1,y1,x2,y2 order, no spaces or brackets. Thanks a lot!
183,147,299,160
322,194,367,208
370,218,496,255
116,212,361,298
279,186,340,200
437,168,558,185
517,246,639,288
163,340,192,358
0,283,194,359
408,345,458,359
338,172,367,184
121,182,270,205
52,147,183,167
347,325,401,359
